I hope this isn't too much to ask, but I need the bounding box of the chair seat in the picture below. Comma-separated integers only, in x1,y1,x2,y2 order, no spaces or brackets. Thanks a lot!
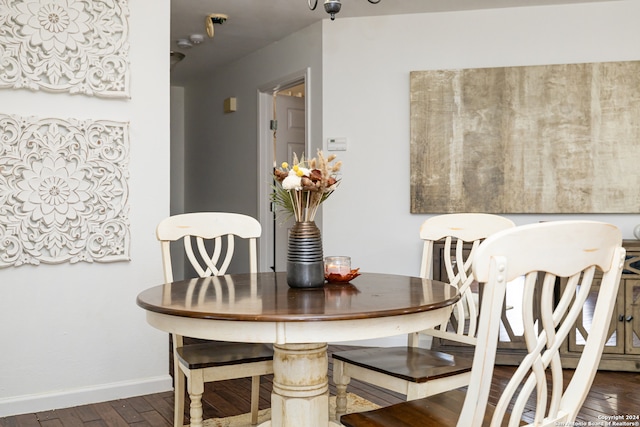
340,389,524,427
332,347,473,383
177,341,273,370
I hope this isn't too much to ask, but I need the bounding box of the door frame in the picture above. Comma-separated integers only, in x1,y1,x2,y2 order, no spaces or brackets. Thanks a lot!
257,68,311,272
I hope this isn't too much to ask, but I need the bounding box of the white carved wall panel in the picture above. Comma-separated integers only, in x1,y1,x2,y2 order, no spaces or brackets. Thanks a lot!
0,114,130,267
0,0,130,98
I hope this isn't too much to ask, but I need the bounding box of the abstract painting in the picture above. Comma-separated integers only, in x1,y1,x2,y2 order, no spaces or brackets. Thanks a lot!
410,61,640,213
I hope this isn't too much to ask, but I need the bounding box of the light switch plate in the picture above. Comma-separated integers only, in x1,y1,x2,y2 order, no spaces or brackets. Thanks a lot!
224,97,236,113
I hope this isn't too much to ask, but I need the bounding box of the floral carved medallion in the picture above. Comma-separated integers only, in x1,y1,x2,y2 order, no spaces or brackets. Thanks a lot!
0,0,130,98
0,114,130,267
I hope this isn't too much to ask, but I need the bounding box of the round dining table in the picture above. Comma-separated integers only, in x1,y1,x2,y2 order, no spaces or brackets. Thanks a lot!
136,272,459,427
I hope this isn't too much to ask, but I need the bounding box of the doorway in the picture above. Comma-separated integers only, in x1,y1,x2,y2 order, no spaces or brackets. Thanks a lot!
257,70,310,273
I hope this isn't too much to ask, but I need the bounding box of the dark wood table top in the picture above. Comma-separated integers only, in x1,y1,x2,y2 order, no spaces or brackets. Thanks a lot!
136,272,459,322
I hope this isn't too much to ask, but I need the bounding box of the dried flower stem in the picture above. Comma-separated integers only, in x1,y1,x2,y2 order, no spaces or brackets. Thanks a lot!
271,150,341,223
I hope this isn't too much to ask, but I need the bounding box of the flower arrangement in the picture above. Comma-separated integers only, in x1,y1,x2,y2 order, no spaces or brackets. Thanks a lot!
272,150,341,222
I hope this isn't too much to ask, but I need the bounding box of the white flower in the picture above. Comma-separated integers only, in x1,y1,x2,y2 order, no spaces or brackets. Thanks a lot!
15,0,91,53
282,174,302,191
298,167,311,177
272,151,341,222
16,156,91,225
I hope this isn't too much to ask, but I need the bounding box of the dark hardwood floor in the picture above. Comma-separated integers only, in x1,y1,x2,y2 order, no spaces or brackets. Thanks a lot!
2,345,639,426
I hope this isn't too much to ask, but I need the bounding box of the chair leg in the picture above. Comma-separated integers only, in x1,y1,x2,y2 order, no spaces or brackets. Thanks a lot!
408,331,420,347
250,375,260,426
332,359,350,419
174,367,186,427
173,334,186,427
187,371,205,427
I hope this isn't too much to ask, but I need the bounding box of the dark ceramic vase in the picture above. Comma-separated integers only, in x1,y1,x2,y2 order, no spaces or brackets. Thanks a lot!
286,221,325,288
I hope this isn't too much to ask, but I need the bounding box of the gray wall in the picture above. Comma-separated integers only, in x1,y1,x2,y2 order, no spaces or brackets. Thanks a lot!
180,22,323,273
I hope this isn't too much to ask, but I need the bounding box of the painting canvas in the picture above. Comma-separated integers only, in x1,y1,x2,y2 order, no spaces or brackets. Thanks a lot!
410,61,640,213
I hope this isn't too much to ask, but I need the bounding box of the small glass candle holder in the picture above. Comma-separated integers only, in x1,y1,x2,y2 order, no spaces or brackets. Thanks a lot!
324,256,351,276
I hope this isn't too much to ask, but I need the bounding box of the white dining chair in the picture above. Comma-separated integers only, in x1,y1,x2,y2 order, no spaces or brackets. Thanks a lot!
340,220,625,427
156,212,273,427
332,213,515,417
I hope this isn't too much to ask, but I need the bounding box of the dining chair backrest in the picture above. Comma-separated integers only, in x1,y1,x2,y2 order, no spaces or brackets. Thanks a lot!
459,220,624,426
155,212,267,427
415,213,515,345
156,212,261,282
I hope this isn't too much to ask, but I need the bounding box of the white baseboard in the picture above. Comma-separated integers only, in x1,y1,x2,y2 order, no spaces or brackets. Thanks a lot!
0,375,173,417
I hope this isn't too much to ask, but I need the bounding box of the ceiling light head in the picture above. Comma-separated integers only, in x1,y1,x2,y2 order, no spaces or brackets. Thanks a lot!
176,39,193,49
308,0,381,20
324,0,341,20
170,51,185,69
206,13,228,38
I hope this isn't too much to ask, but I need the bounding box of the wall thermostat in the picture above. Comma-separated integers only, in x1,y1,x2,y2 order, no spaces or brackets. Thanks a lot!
327,137,347,151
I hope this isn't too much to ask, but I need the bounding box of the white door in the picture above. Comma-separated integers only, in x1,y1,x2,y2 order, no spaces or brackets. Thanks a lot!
272,93,305,271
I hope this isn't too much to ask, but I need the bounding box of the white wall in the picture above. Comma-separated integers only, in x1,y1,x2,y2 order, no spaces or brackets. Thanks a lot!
0,0,172,416
321,1,640,280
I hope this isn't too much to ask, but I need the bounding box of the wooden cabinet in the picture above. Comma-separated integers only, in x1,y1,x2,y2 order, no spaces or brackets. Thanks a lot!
431,239,640,371
431,241,537,365
560,240,640,371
